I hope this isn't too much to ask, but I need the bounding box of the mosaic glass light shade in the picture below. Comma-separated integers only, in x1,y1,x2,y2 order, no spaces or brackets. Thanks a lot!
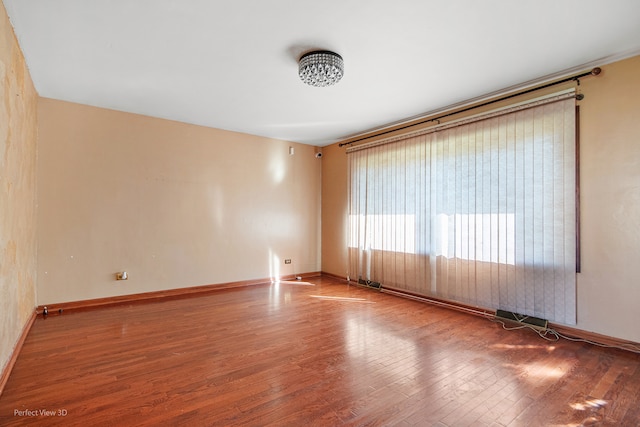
298,51,344,87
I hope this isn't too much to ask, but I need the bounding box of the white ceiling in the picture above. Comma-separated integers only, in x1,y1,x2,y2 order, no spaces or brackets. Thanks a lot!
4,1,640,146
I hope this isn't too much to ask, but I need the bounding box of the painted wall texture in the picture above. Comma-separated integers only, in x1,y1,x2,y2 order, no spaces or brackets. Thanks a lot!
321,142,348,278
576,55,640,342
37,99,321,304
0,2,38,376
321,55,640,343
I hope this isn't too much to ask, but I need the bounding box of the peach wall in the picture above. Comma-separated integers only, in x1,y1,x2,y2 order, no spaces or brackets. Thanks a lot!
37,99,321,304
321,142,348,278
321,55,640,343
576,55,640,342
0,2,38,377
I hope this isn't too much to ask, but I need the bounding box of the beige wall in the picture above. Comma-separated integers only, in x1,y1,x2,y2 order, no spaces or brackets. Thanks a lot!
576,55,640,342
37,99,321,304
0,2,38,375
321,55,640,343
321,142,348,278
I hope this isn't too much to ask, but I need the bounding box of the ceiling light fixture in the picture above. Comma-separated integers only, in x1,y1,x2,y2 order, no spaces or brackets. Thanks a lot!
298,50,344,87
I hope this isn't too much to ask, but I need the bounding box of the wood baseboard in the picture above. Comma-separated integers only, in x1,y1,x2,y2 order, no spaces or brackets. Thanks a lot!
284,271,322,280
549,323,640,353
377,284,640,353
36,272,323,316
380,285,495,319
319,271,349,282
32,271,639,354
0,310,36,396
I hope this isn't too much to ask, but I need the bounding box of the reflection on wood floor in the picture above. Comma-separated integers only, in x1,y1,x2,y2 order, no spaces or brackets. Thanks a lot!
1,276,639,426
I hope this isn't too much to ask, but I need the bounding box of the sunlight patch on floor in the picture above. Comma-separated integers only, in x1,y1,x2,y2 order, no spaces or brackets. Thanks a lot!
491,343,556,352
569,397,607,411
531,398,607,427
276,280,316,286
503,361,567,380
309,295,375,303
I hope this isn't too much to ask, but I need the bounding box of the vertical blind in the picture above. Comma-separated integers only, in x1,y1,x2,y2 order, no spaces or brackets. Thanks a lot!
347,93,577,324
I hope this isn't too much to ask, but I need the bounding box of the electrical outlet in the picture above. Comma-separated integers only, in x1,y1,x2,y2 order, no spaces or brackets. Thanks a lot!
284,259,292,264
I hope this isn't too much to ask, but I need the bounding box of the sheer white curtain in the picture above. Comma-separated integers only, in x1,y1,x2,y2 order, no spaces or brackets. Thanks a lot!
348,93,577,324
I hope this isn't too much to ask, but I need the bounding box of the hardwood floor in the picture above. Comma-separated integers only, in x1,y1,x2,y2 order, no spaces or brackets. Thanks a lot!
1,276,639,426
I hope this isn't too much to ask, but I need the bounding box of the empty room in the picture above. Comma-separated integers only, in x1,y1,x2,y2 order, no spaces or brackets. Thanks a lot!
1,1,640,425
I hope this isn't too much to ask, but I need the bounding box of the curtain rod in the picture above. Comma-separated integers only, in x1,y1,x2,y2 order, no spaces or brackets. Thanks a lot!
338,67,601,148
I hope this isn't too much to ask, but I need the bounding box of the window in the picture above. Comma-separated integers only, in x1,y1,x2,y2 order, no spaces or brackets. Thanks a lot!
348,93,577,324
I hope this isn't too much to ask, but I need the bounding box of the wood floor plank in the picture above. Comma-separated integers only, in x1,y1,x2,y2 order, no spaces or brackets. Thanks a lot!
1,276,639,426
